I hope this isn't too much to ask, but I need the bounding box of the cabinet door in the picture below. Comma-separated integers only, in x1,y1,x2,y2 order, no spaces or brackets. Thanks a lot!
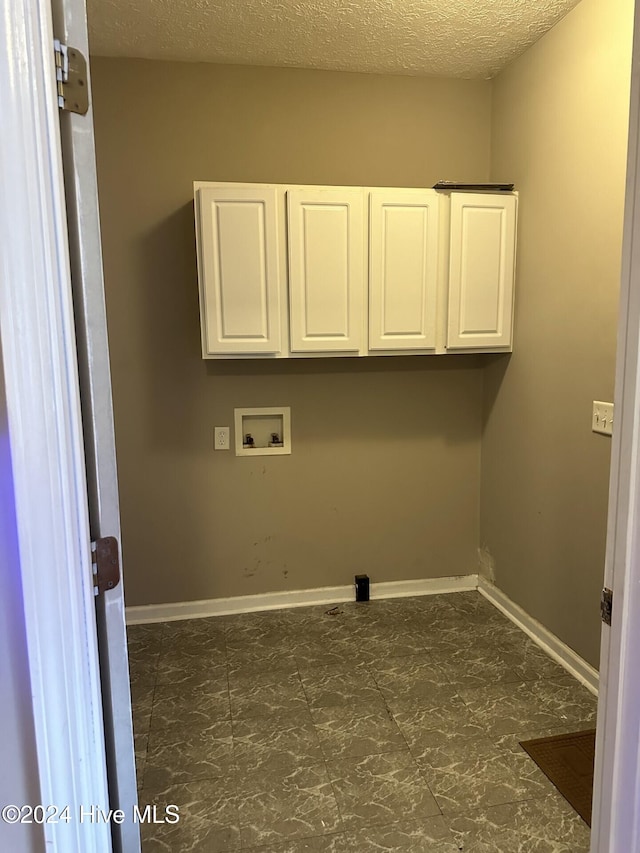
197,186,282,355
447,192,517,350
287,187,365,353
369,190,439,351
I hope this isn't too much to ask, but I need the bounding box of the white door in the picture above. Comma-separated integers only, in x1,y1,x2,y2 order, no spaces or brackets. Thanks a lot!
287,187,365,353
196,185,282,355
49,0,139,850
447,192,517,350
369,189,439,351
590,4,640,848
1,0,127,850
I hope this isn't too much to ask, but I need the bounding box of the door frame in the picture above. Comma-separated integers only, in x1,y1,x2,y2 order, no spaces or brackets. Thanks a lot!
590,3,640,849
0,0,113,849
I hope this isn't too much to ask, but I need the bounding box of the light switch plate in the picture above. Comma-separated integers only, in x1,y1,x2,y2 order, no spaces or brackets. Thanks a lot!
592,401,614,436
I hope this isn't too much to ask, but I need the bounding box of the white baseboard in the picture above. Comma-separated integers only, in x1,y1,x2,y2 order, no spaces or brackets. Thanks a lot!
370,574,478,600
125,574,479,625
478,576,599,696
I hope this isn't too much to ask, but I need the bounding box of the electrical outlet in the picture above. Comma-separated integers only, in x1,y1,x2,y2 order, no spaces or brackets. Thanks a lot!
592,401,614,436
214,426,230,450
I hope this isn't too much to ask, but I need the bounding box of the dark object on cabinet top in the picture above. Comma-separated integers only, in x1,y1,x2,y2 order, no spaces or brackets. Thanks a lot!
433,181,515,191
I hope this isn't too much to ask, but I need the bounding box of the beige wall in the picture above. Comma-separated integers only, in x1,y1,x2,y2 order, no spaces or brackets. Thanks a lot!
91,60,491,606
0,349,43,852
482,0,634,667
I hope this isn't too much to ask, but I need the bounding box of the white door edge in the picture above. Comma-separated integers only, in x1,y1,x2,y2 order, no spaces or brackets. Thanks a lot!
50,0,139,844
591,1,640,850
0,0,112,850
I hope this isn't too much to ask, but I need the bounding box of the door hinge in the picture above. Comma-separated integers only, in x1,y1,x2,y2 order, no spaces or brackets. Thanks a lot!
54,40,89,115
601,587,613,626
92,537,121,595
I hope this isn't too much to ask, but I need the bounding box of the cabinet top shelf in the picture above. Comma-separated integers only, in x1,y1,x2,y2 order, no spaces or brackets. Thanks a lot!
193,180,517,195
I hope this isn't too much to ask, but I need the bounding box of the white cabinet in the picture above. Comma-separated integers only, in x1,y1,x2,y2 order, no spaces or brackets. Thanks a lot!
447,192,517,351
369,189,439,351
195,185,283,356
194,182,517,359
287,187,365,354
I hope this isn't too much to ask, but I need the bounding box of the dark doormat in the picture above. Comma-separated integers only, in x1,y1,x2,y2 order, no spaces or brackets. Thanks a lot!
520,729,596,825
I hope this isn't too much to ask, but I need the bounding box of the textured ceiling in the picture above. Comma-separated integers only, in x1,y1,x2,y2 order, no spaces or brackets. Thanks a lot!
87,0,582,79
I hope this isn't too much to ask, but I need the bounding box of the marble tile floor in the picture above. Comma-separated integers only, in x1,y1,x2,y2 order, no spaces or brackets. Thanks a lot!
128,591,597,852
